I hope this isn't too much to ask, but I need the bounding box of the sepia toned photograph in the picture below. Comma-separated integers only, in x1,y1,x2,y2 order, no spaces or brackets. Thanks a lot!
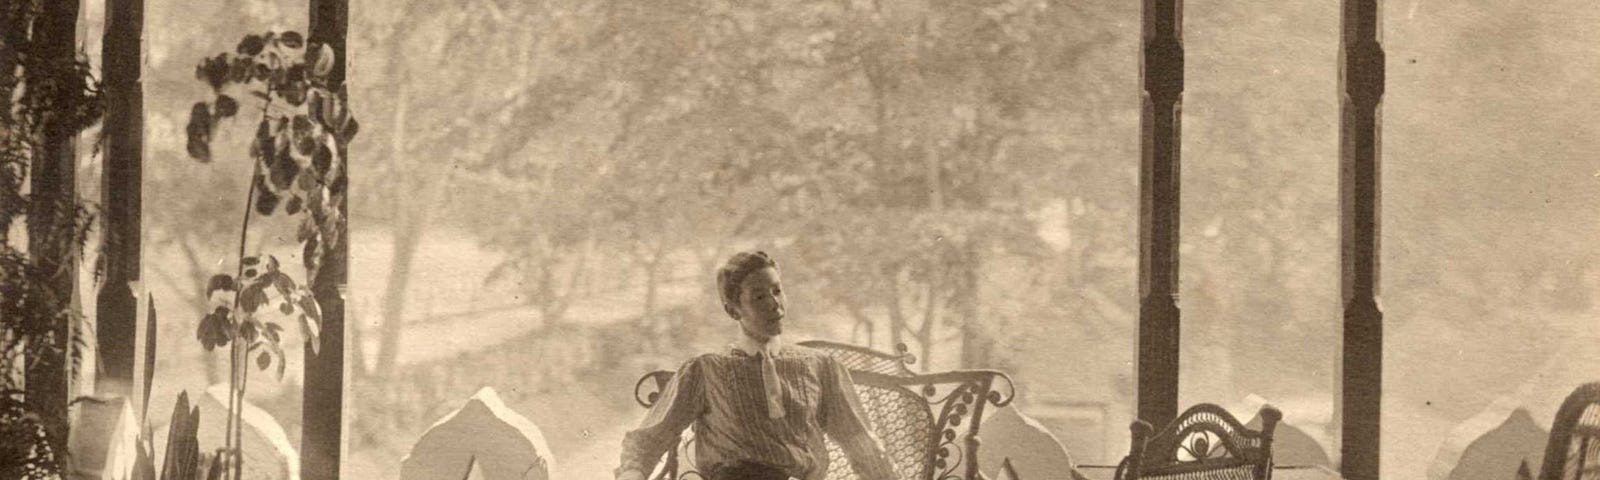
2,0,1597,479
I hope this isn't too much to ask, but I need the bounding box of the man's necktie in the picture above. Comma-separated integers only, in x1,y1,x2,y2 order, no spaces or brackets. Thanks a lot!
759,350,786,419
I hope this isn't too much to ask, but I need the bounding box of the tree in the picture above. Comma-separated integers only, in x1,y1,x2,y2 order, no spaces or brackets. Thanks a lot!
781,0,1104,370
353,0,601,379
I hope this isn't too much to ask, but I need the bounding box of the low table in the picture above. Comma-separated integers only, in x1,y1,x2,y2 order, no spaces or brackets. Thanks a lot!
1075,465,1346,480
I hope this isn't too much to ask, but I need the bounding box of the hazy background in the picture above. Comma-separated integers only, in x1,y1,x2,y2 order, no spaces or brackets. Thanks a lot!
91,0,1600,478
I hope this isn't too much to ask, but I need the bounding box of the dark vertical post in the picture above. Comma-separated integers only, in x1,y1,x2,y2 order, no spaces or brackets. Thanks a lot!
97,0,145,399
304,0,350,478
1138,0,1183,429
1339,0,1384,478
26,0,83,452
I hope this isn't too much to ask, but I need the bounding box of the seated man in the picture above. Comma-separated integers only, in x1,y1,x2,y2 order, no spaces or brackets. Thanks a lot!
616,251,897,480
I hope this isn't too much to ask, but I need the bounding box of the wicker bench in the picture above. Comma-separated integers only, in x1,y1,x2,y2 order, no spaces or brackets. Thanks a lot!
1531,382,1600,480
1114,404,1282,480
632,340,1018,480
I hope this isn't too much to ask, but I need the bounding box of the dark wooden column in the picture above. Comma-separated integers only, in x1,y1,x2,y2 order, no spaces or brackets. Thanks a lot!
303,0,350,478
26,0,84,451
96,0,145,398
1339,0,1384,478
1137,0,1183,429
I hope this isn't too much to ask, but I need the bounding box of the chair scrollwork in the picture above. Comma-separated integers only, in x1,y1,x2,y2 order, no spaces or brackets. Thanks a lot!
634,370,676,408
1116,404,1281,480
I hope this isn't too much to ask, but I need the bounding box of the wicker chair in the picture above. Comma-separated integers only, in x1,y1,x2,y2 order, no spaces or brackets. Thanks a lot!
1536,382,1600,480
1113,404,1282,480
632,341,1017,480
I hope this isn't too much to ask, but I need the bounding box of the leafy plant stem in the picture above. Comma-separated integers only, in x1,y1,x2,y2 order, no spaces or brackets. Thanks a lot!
234,343,250,480
225,111,265,479
225,337,240,478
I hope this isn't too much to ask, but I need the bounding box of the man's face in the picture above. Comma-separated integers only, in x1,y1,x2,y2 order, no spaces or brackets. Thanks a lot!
733,267,786,341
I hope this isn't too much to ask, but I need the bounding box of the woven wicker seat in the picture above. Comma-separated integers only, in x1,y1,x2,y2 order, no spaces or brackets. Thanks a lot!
632,341,1016,480
1113,404,1281,480
1536,383,1600,480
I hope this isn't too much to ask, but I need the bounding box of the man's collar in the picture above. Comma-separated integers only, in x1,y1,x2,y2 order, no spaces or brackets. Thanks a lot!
731,333,783,356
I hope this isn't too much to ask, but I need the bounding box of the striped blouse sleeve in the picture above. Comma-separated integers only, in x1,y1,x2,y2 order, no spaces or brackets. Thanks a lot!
617,357,705,478
819,357,898,480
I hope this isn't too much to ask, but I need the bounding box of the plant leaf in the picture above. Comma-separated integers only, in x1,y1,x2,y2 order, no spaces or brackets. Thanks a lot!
251,121,271,162
196,55,229,90
186,135,211,163
283,85,307,106
279,31,304,49
263,322,284,343
196,307,232,351
205,274,236,296
270,141,300,190
257,350,271,370
240,319,259,344
270,341,287,379
240,255,263,283
240,284,269,313
308,90,326,124
255,180,282,215
271,271,297,297
297,217,317,243
206,449,226,480
298,292,322,323
230,56,254,83
214,94,238,118
330,172,347,197
299,293,322,355
313,43,335,78
300,314,321,355
237,34,267,55
312,143,333,178
303,234,322,279
294,131,318,158
185,102,212,162
341,116,360,142
292,116,312,140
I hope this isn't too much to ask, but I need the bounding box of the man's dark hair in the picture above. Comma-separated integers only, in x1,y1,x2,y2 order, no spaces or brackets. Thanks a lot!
717,250,778,319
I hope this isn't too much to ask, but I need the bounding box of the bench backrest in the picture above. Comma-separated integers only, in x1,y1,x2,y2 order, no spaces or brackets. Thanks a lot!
633,341,1016,480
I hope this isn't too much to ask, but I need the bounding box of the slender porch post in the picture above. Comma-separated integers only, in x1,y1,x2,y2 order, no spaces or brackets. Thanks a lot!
303,0,351,478
97,0,146,399
25,0,83,450
1137,0,1184,429
1339,0,1385,478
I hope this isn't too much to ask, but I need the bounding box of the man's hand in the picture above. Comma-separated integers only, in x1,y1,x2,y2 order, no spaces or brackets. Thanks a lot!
616,469,646,480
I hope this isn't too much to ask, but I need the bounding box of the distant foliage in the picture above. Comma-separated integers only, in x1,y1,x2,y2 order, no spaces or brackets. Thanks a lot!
186,30,359,284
